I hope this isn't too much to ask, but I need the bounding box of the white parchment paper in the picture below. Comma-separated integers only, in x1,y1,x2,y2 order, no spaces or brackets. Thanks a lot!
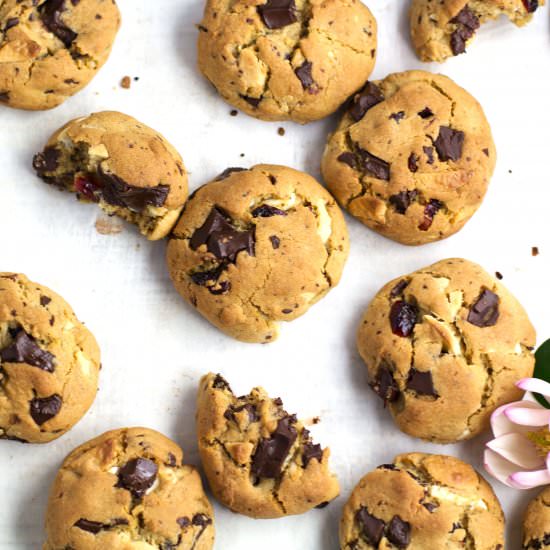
1,1,550,547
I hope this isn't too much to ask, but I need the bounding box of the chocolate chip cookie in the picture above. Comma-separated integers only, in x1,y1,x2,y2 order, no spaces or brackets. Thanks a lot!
44,427,215,550
0,273,100,444
197,0,377,123
340,453,505,549
410,0,545,63
197,373,339,518
357,258,535,443
321,70,496,245
523,487,550,549
166,164,349,343
33,111,189,240
0,0,120,110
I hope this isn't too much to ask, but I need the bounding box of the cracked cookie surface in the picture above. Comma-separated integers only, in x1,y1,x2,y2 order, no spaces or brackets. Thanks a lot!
340,453,505,549
321,70,495,245
44,427,215,550
410,0,545,63
196,373,339,518
0,0,120,110
32,111,189,240
0,273,100,444
166,164,349,343
357,258,535,443
523,487,550,549
197,0,377,123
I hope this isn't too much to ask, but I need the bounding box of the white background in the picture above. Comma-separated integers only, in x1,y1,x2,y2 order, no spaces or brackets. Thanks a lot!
1,1,549,548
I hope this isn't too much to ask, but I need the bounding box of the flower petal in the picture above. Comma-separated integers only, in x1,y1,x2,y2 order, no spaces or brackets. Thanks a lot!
517,378,550,399
505,406,550,426
491,401,545,437
509,469,550,490
484,449,520,487
486,433,544,469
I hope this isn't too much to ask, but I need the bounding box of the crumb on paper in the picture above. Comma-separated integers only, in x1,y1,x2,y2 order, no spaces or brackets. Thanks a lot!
240,153,245,157
95,214,124,235
532,246,540,257
230,109,238,117
278,127,285,136
120,76,131,89
302,416,321,426
495,271,503,280
508,169,512,174
134,76,140,81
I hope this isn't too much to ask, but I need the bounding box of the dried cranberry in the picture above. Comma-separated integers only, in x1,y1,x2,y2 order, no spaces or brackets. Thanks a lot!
390,301,418,337
74,175,101,201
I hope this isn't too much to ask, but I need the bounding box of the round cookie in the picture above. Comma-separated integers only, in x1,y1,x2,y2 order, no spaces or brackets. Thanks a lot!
0,273,100,443
44,427,215,550
197,373,339,518
410,0,545,63
0,0,120,110
523,487,550,549
321,70,496,245
166,164,349,343
357,258,535,443
340,453,505,549
197,0,377,123
33,111,189,240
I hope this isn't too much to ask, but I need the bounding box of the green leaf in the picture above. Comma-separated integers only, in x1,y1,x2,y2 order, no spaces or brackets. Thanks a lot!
533,339,550,408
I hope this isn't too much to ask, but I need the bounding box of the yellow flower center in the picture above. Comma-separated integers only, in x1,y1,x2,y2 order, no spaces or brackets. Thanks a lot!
527,428,550,456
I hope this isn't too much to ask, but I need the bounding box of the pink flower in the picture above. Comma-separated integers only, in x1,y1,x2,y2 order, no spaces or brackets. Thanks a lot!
484,378,550,489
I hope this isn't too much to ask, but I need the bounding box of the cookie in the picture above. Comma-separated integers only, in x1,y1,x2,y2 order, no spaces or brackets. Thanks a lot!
0,0,120,110
196,373,339,518
44,427,215,550
33,111,189,240
357,258,535,443
0,273,100,444
340,453,505,549
321,70,496,245
166,164,349,343
523,487,550,549
197,0,377,123
410,0,545,63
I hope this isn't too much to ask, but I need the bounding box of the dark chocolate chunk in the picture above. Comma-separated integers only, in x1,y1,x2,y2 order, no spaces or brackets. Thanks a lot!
224,403,258,423
270,235,281,249
0,329,55,372
257,0,297,29
434,126,464,162
117,458,158,498
450,26,471,56
450,5,480,55
29,394,62,425
5,17,20,31
418,107,434,119
337,152,357,169
370,364,400,404
97,166,169,212
40,296,52,306
451,5,480,29
423,146,434,164
467,289,499,327
0,91,9,102
390,301,418,337
192,513,212,526
241,95,261,108
190,265,225,287
387,516,411,548
295,61,316,91
252,205,287,217
177,516,191,528
358,149,390,181
378,463,398,470
418,199,443,231
407,369,437,397
407,153,419,173
33,147,60,175
215,167,247,181
389,190,417,214
315,501,329,509
74,519,104,534
39,0,78,47
251,416,297,478
422,501,438,513
166,452,177,467
356,507,385,546
389,111,405,123
212,374,232,391
522,0,539,12
209,281,231,295
482,148,490,156
302,442,323,467
349,82,384,122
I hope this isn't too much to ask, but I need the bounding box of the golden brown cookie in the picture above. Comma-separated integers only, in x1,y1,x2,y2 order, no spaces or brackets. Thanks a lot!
410,0,545,63
32,112,189,240
321,70,496,245
0,0,120,110
44,427,215,550
196,373,339,518
523,487,550,549
0,273,100,444
340,453,505,549
357,258,535,443
197,0,377,123
166,164,349,343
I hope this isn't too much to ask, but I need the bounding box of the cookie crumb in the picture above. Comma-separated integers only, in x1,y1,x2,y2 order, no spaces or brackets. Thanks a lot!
508,169,512,174
95,214,123,235
230,110,238,116
120,76,131,89
532,246,540,257
495,271,503,280
134,76,140,81
240,153,245,157
278,127,285,136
